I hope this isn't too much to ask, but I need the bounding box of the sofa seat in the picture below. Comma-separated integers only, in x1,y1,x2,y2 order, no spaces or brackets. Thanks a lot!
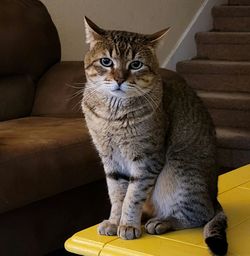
0,116,104,214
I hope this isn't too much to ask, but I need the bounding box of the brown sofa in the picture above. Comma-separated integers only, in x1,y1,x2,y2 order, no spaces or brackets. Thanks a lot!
0,1,109,255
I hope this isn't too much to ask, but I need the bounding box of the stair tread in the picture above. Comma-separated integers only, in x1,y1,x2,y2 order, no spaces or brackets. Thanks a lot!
177,59,250,74
197,90,250,110
213,5,250,17
216,126,250,150
196,32,250,44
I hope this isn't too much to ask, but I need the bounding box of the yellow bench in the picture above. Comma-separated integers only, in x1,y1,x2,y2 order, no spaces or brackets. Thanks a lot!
65,164,250,256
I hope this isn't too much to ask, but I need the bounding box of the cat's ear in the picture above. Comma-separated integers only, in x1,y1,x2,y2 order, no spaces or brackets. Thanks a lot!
84,16,105,48
147,27,171,47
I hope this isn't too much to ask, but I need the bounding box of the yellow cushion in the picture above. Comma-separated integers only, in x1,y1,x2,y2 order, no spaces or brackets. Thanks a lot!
65,164,250,256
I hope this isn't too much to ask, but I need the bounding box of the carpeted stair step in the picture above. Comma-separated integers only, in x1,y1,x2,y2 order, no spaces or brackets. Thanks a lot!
209,108,250,129
176,60,250,93
196,32,250,61
196,90,250,111
216,126,250,150
216,126,250,169
229,0,250,5
176,3,250,170
196,90,250,129
213,6,250,31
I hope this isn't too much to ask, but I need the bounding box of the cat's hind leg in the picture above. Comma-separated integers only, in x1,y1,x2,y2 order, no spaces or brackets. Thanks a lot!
145,216,198,235
145,205,215,236
145,217,175,234
145,162,215,235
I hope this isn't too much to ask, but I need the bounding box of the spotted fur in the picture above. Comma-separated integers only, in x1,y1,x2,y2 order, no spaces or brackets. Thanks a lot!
82,17,228,255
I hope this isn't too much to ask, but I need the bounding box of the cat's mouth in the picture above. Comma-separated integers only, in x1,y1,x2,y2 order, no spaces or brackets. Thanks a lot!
110,86,131,98
109,83,138,98
110,85,125,93
113,88,122,91
111,88,125,95
111,84,124,91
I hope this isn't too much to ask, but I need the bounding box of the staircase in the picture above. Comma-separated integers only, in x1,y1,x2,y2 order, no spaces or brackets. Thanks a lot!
177,0,250,171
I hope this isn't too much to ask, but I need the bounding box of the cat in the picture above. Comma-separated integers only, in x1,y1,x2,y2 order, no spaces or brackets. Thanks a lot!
82,16,228,256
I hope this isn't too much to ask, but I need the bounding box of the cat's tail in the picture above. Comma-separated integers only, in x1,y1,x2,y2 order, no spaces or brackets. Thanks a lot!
203,202,228,255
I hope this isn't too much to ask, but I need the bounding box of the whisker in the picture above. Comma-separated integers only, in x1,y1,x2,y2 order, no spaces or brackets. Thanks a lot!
134,84,159,111
145,92,159,110
73,82,85,85
70,86,100,113
65,82,85,89
67,83,98,102
132,85,157,112
67,88,85,101
83,87,100,103
72,100,83,112
144,94,156,112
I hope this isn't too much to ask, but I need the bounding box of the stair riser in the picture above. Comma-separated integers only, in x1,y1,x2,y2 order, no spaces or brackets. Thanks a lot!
197,43,250,61
198,94,250,111
217,147,250,169
214,17,250,32
216,127,250,150
208,108,250,128
180,74,250,93
229,0,250,5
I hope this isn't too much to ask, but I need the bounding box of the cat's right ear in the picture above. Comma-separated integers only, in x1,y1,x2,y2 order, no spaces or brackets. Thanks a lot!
84,16,105,49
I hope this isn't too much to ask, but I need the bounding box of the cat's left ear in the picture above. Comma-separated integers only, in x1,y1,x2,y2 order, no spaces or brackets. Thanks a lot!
147,27,171,47
84,16,106,49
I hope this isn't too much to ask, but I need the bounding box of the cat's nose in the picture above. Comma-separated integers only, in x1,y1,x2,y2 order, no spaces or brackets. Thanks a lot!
115,78,125,86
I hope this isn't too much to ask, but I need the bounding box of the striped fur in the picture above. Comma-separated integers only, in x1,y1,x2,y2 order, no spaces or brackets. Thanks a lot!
82,17,228,255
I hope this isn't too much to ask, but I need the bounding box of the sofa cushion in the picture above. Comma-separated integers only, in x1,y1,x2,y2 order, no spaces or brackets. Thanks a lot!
0,75,35,121
0,117,104,214
0,0,60,80
32,62,84,117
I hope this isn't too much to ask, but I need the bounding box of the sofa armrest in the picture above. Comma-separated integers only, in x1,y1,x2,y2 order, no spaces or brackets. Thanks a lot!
32,61,85,117
0,75,35,121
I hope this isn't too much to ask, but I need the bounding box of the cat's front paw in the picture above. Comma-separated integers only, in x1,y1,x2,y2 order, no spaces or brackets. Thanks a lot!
118,225,141,240
98,220,118,236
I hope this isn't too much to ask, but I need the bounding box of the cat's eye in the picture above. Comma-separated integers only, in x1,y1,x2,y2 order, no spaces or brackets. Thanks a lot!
100,58,113,67
129,61,143,70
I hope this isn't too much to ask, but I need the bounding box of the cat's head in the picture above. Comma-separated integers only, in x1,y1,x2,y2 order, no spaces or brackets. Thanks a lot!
84,17,170,98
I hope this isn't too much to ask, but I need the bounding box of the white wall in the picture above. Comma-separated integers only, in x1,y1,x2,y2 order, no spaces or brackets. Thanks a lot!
165,0,227,70
41,0,204,67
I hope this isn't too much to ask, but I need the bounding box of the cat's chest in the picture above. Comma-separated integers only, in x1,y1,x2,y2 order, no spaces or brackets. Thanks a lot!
99,126,140,159
83,99,165,164
84,104,141,141
86,115,143,162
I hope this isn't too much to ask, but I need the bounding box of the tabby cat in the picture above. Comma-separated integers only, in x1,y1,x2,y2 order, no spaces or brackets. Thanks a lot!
82,17,228,255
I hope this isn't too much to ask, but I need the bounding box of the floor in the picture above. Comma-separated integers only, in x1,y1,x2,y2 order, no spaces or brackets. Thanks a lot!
46,248,74,256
